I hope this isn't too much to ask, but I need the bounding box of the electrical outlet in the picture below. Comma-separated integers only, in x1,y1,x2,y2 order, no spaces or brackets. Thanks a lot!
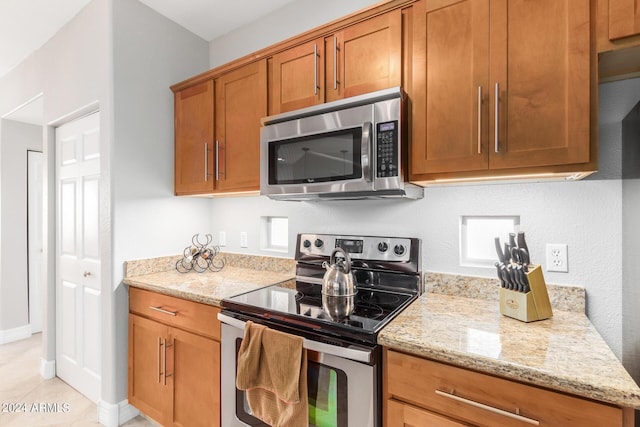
240,231,248,248
546,243,568,273
218,231,226,247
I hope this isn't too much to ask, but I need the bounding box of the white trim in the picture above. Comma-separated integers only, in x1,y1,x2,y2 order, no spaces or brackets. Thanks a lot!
97,399,139,427
1,92,43,119
40,357,56,379
0,325,32,344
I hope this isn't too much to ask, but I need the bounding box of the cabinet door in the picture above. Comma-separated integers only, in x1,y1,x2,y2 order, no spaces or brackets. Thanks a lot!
325,10,402,103
270,38,325,114
387,399,469,427
169,328,221,427
411,0,490,176
609,0,640,40
174,80,215,195
386,350,623,427
215,60,267,192
489,0,591,170
128,314,170,425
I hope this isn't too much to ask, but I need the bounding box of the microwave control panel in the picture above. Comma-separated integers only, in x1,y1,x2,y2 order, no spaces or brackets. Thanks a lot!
376,120,399,178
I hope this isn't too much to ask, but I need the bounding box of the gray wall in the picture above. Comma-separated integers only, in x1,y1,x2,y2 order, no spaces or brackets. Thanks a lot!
0,120,42,331
209,0,382,68
111,0,211,403
0,0,213,415
207,1,640,378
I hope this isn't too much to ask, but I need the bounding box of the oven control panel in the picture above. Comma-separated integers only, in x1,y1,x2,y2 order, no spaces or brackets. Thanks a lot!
297,233,413,262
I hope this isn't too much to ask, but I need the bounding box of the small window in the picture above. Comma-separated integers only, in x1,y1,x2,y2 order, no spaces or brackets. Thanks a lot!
261,216,289,252
460,215,520,267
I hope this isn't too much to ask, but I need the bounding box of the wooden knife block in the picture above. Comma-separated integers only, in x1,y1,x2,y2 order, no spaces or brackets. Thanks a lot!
499,265,553,322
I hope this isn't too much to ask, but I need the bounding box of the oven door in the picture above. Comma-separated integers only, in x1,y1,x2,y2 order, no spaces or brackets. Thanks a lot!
219,313,379,427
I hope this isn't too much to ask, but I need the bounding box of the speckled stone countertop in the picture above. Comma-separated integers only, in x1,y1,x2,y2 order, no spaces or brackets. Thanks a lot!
379,274,640,409
123,253,295,307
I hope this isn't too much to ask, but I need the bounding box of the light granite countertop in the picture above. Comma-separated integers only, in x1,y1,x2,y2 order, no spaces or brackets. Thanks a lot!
123,253,295,307
378,291,640,409
123,256,640,410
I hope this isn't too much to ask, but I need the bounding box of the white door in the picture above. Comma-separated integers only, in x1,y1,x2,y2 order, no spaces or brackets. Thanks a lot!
28,150,44,333
55,112,101,402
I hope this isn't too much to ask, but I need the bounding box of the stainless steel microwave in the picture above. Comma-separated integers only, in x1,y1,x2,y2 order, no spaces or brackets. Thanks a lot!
259,87,423,200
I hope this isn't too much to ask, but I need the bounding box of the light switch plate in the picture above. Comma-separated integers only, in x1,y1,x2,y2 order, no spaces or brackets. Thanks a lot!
240,231,248,248
219,231,226,247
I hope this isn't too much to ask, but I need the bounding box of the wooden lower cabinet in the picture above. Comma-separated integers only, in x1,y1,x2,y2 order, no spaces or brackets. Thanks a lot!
387,399,470,427
384,349,627,427
128,288,221,427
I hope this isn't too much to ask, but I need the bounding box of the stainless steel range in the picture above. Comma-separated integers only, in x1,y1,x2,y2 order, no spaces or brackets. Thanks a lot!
218,233,421,427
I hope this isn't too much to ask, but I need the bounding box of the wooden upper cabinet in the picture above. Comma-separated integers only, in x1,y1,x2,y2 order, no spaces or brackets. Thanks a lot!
270,9,403,114
325,9,402,103
174,80,214,195
609,0,640,40
411,0,593,181
270,39,325,114
489,0,591,170
411,0,490,175
215,60,267,192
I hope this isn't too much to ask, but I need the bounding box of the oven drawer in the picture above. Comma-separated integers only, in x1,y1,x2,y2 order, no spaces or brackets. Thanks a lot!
385,350,623,427
129,287,220,340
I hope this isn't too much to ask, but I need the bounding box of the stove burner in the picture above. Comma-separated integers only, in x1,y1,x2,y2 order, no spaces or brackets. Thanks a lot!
358,291,401,307
351,303,384,320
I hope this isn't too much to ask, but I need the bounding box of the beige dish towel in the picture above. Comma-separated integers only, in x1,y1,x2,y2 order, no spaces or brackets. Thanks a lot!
236,321,308,427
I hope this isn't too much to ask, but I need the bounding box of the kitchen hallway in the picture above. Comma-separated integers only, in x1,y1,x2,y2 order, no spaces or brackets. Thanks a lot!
0,334,154,427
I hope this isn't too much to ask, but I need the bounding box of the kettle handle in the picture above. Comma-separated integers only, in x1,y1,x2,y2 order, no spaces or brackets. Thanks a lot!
330,247,351,273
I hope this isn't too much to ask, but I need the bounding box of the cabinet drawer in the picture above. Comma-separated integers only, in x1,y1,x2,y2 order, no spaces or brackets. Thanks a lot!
385,350,623,427
129,288,220,340
387,399,470,427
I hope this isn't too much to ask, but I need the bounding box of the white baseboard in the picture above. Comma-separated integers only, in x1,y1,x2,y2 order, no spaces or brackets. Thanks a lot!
0,325,32,344
97,399,139,427
40,357,55,379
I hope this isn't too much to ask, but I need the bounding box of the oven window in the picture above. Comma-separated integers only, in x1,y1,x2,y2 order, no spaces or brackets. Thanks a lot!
236,340,348,426
269,127,363,185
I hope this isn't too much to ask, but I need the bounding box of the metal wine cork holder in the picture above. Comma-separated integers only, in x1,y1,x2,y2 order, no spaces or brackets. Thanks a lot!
176,234,226,273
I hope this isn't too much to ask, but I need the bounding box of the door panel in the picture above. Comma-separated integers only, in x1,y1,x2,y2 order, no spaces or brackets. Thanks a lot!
609,0,640,40
215,60,267,192
28,151,44,333
56,111,101,403
170,328,220,427
174,80,215,194
60,281,77,358
489,0,591,169
411,0,490,174
327,10,402,102
270,39,324,114
128,314,169,424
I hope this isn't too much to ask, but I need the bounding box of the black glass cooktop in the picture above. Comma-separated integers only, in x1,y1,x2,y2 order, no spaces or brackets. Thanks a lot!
222,281,416,345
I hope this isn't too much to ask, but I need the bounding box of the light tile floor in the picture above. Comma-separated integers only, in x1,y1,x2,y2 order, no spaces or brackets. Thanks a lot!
0,333,155,426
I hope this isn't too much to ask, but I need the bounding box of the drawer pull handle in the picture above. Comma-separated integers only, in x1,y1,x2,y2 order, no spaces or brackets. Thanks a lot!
149,306,177,316
435,389,540,426
157,337,163,383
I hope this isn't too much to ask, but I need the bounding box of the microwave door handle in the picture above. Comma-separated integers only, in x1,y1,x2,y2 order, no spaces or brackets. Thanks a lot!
361,121,373,182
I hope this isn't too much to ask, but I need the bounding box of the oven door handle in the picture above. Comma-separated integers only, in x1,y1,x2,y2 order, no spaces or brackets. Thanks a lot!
218,312,373,364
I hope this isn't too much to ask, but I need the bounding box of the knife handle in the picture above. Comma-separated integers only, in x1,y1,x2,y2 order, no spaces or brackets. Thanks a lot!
495,237,505,263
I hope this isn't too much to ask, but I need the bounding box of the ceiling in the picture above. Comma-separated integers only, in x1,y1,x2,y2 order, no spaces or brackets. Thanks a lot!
0,0,297,124
0,0,297,82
